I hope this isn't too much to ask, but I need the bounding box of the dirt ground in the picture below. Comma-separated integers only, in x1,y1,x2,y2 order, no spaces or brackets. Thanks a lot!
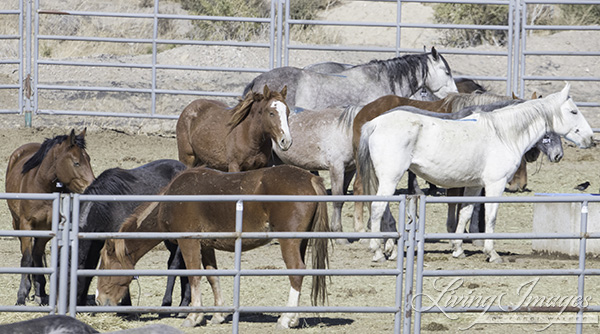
0,118,599,333
1,1,600,332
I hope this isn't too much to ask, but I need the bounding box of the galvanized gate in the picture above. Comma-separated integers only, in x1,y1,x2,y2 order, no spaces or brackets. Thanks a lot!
0,0,599,125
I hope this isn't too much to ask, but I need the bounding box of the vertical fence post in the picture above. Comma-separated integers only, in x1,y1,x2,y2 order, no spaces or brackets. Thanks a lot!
402,195,418,333
23,0,33,127
576,200,589,334
48,193,62,313
69,194,81,316
394,195,406,334
57,193,71,314
232,200,244,334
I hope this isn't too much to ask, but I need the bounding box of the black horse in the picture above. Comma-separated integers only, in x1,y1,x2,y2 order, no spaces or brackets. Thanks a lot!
77,159,190,313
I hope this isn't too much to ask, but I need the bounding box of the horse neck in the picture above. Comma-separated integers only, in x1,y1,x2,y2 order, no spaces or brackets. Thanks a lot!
230,103,270,146
35,144,62,191
484,104,549,155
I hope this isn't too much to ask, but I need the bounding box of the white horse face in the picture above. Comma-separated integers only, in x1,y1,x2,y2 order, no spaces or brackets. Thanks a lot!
424,48,458,99
557,97,594,148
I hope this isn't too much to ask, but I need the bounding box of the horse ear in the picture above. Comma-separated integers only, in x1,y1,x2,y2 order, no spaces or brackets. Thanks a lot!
531,92,538,99
431,47,439,60
511,92,518,99
561,81,570,99
280,85,287,99
68,129,77,146
263,85,271,98
79,128,87,138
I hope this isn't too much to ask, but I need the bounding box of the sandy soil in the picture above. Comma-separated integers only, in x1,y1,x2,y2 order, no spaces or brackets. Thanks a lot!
1,1,600,333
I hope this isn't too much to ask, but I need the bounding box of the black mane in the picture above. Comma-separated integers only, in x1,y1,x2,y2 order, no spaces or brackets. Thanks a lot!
83,168,136,196
363,53,431,95
22,133,87,174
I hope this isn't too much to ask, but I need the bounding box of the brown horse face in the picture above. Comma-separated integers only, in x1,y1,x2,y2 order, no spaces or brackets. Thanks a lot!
95,240,133,306
262,93,293,151
55,131,95,193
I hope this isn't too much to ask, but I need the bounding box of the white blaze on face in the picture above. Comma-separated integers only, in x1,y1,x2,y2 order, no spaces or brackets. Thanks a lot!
271,100,292,144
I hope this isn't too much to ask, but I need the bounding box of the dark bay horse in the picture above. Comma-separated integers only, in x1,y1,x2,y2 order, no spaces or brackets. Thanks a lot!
96,165,330,329
176,85,292,171
244,48,458,110
77,159,189,313
5,129,95,305
349,94,563,243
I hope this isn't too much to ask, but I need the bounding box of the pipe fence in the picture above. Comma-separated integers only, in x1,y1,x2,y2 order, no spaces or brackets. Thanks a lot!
0,0,598,126
1,193,600,333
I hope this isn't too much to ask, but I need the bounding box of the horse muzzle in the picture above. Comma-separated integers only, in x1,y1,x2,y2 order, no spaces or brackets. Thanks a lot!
549,152,563,163
277,135,293,151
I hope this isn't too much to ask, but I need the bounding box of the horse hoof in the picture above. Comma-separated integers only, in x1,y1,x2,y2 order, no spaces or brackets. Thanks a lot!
335,238,350,245
211,314,226,324
372,250,386,262
488,255,503,263
181,319,195,328
452,250,466,258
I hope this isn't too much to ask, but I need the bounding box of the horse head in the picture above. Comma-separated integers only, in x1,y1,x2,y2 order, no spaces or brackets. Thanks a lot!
423,47,458,99
553,83,594,148
55,129,95,193
95,238,134,306
260,85,293,151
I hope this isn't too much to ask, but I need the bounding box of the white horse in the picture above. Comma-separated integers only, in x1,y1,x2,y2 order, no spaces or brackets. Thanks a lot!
358,83,594,263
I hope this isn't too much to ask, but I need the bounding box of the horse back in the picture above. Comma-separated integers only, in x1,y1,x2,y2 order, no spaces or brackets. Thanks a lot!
176,99,231,169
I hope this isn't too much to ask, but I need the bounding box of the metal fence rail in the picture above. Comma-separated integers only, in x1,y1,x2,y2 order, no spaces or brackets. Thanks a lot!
2,193,600,332
1,0,599,125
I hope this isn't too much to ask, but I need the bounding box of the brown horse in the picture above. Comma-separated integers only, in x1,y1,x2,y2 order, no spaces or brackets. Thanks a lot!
96,165,330,329
176,85,292,172
6,129,95,305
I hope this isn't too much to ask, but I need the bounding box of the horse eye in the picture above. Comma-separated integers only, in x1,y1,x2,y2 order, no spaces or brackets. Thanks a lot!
270,112,275,117
571,110,578,115
74,161,80,167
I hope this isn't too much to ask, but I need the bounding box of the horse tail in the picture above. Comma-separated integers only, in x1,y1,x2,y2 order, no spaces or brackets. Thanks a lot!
309,175,330,306
337,105,362,133
357,122,379,196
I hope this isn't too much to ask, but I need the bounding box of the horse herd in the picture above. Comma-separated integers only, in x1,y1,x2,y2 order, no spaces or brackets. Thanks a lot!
4,47,594,329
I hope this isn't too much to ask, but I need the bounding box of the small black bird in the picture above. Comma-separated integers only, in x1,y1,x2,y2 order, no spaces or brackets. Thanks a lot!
575,181,590,191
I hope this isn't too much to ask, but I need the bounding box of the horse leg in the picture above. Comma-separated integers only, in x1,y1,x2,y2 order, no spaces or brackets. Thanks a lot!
482,183,505,263
445,188,463,233
407,171,423,194
277,238,305,329
469,189,486,247
382,205,398,260
505,157,527,192
352,175,366,233
370,177,403,262
200,247,224,324
160,240,178,317
177,239,205,328
451,187,480,259
17,236,34,305
31,237,50,305
328,165,347,244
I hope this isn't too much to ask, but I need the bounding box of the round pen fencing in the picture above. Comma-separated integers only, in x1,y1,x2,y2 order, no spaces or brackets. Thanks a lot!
2,193,600,333
0,0,598,127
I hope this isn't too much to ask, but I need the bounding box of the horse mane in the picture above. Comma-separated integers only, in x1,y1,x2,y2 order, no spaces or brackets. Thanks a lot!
84,168,136,196
228,88,286,133
360,53,431,95
441,92,516,112
478,93,560,150
22,133,87,174
337,105,363,132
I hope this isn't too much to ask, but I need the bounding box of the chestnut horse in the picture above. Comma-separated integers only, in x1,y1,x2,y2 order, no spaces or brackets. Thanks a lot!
96,165,330,329
6,129,95,305
176,85,292,172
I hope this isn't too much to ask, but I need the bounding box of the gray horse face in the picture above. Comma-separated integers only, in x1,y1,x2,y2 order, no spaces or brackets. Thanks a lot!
424,49,458,99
